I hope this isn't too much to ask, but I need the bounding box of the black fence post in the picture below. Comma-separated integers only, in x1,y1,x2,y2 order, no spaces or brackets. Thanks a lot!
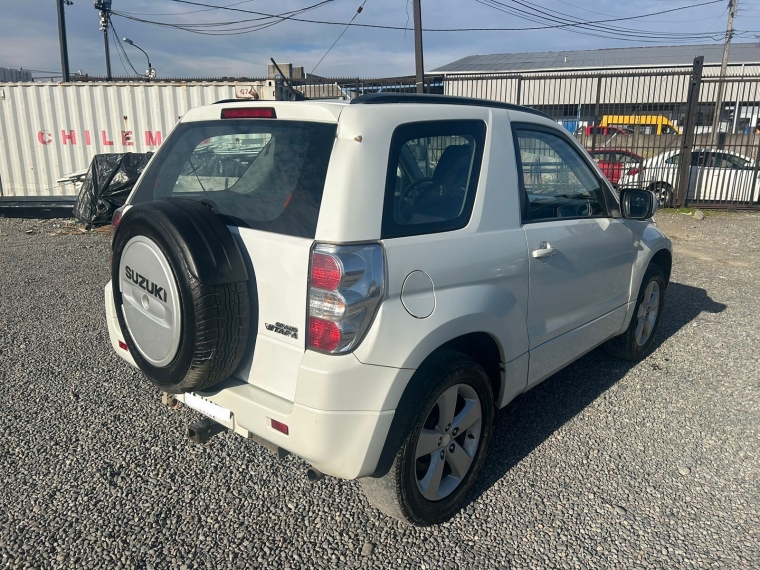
676,56,704,208
750,136,760,206
515,77,522,106
590,76,602,153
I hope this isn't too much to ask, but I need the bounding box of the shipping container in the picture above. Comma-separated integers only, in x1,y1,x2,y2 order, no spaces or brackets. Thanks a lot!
0,81,281,198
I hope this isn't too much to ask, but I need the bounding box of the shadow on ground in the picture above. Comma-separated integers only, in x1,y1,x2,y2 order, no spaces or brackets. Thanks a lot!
465,281,727,507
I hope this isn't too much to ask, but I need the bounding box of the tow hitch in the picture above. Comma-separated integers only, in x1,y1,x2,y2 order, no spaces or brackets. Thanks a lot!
187,417,227,444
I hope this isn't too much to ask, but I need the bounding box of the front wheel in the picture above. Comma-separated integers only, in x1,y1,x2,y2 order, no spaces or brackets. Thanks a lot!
361,351,494,525
604,263,666,361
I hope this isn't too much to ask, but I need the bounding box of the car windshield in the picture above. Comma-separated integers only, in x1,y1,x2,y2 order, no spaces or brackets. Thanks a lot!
132,119,337,238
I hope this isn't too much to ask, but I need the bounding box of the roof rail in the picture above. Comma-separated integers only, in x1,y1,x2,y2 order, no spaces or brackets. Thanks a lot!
350,93,551,119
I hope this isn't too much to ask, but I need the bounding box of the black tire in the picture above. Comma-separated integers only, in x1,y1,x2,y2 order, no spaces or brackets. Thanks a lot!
361,351,494,525
650,183,673,208
604,263,666,362
112,201,251,394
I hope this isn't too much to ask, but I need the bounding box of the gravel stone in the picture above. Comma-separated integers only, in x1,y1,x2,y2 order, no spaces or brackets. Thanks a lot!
0,212,758,570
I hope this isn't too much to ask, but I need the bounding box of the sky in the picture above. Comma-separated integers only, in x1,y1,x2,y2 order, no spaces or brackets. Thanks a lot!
1,0,759,80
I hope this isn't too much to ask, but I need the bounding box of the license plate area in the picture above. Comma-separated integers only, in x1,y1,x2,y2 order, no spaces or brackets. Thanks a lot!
184,393,232,422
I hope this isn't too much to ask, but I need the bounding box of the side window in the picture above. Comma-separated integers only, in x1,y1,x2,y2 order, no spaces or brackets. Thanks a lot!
382,121,486,239
665,152,681,165
691,151,711,167
515,127,609,222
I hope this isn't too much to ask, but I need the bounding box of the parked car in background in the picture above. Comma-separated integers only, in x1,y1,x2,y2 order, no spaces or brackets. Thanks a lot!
591,150,643,187
618,148,758,205
601,115,682,135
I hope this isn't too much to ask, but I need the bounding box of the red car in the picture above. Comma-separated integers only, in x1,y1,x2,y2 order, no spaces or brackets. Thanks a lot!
591,150,643,187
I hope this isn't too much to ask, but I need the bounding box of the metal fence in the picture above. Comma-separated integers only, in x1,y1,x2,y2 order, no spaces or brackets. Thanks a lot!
442,59,760,210
9,65,760,208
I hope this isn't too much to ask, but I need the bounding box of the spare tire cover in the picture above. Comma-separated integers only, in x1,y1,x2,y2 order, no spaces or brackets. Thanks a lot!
111,198,251,394
118,235,182,367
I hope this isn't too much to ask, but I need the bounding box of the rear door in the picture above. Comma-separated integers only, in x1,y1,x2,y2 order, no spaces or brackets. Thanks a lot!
130,117,338,400
513,125,636,384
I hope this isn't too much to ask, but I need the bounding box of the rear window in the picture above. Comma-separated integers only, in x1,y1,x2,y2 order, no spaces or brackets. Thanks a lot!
132,119,337,238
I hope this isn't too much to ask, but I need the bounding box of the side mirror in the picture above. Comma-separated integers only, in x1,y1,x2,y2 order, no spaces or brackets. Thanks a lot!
619,188,658,220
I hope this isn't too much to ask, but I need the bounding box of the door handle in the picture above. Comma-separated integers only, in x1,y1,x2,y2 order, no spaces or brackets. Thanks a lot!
532,242,557,259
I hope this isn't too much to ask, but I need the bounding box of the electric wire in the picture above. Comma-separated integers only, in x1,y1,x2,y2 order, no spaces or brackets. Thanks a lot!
116,0,757,38
311,0,369,74
109,17,142,76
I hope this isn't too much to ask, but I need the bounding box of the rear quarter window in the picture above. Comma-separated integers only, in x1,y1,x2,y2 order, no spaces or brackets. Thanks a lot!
132,119,337,238
381,120,486,239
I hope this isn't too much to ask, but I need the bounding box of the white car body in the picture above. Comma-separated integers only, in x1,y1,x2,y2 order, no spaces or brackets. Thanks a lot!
618,148,759,203
105,96,672,482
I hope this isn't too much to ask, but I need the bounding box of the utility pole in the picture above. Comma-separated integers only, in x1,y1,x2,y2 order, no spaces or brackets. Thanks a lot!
95,0,112,80
711,0,737,142
56,0,72,82
413,0,425,94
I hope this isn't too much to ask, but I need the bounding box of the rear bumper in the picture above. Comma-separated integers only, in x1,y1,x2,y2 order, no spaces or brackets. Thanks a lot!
105,281,408,479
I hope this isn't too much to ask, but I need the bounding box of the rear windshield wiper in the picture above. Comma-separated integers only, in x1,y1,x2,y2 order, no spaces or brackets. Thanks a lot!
198,198,252,228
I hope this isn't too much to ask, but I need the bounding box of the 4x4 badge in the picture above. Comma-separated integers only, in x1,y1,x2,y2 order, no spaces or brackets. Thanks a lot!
265,322,298,339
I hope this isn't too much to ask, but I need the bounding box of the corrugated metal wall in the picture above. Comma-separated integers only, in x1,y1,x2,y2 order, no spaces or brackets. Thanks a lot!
443,67,760,106
0,82,246,197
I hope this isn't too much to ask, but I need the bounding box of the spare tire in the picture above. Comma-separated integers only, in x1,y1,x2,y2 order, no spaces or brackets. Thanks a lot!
111,198,251,394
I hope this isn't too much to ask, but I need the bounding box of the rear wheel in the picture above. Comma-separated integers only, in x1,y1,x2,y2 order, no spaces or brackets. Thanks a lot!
361,351,494,525
604,263,666,361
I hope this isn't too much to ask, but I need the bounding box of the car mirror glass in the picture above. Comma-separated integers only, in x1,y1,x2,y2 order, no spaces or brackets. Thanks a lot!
620,188,656,220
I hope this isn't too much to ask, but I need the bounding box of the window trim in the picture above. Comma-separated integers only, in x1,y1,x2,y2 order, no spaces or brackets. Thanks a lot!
511,122,618,225
381,119,487,239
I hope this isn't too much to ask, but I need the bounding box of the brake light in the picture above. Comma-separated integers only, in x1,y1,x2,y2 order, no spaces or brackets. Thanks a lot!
307,244,385,354
627,167,641,176
221,107,276,119
308,318,341,352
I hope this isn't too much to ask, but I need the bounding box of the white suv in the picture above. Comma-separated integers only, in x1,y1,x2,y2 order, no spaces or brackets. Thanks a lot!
105,93,672,525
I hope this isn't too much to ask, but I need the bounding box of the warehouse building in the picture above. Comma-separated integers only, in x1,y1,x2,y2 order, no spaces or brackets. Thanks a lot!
434,43,760,134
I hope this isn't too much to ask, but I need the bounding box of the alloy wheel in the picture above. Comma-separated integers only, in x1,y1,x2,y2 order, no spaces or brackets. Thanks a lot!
414,383,483,501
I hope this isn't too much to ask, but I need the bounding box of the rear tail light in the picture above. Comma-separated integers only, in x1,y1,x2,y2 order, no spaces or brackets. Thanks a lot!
307,243,385,354
111,206,124,237
627,166,645,176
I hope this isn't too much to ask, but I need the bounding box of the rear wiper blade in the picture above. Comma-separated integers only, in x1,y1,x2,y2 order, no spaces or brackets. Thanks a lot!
198,198,252,228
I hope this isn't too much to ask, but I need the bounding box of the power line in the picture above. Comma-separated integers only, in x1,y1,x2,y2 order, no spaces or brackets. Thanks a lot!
154,0,746,35
311,0,369,74
112,0,759,41
472,0,730,41
108,16,141,75
111,1,334,36
118,0,256,17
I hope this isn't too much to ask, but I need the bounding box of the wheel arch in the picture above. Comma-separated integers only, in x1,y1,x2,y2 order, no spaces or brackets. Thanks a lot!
650,248,672,284
370,332,504,478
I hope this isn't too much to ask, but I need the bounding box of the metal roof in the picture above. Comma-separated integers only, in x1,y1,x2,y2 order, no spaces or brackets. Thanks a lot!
433,43,760,74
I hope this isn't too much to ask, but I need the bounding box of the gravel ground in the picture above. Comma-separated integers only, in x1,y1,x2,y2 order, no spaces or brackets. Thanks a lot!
0,211,758,570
